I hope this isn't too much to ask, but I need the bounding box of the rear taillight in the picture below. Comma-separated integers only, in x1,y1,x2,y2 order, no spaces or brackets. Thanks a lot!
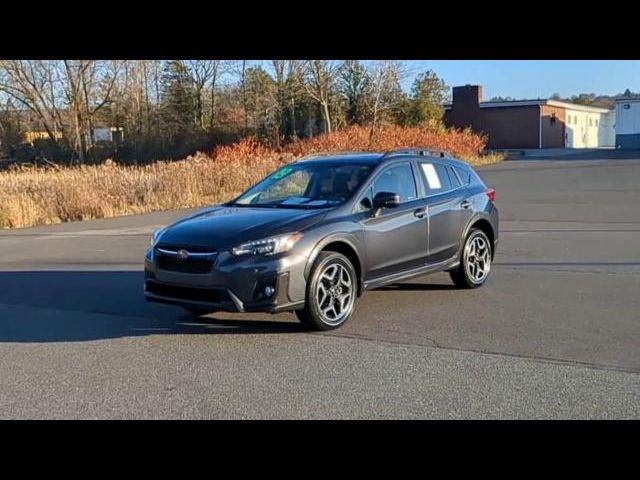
486,188,496,202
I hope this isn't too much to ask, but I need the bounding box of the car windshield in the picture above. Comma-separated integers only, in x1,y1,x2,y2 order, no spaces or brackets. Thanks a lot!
232,162,374,208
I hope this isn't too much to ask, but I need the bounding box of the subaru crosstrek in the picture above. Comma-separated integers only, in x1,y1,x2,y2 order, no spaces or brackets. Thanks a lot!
144,148,499,330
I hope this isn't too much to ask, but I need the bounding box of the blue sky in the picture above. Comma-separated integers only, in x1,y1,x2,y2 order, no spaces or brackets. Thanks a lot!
402,61,640,99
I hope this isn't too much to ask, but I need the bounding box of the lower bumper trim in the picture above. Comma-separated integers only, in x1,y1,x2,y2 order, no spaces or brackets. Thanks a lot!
144,279,304,313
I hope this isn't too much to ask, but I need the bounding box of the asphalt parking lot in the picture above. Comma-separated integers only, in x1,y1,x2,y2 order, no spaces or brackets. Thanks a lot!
1,156,639,419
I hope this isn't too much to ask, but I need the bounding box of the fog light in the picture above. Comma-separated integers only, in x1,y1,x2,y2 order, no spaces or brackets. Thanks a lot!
264,286,275,297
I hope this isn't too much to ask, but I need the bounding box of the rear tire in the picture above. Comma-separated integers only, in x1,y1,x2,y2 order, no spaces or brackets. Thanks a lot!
450,228,492,289
295,251,358,331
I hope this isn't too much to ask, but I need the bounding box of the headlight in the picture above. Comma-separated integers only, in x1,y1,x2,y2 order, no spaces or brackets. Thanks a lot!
150,228,166,248
231,232,303,257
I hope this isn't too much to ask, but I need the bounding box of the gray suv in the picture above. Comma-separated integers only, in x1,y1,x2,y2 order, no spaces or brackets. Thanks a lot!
145,148,499,330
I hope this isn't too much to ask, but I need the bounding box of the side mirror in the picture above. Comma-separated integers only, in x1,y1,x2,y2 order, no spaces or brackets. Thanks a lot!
373,191,400,210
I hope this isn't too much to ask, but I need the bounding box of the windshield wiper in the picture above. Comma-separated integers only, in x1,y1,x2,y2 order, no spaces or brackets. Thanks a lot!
227,202,274,208
228,201,336,209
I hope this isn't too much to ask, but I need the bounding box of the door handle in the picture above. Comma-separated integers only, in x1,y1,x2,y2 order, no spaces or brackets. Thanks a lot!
460,200,472,209
414,207,427,218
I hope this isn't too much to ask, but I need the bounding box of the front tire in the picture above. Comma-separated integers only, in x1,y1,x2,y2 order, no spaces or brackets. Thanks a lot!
450,228,492,289
295,251,358,331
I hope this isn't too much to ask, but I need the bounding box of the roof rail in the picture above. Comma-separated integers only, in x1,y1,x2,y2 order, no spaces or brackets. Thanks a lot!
382,147,452,159
296,150,375,162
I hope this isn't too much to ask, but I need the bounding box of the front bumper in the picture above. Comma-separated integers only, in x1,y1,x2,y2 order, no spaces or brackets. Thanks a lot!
143,247,307,313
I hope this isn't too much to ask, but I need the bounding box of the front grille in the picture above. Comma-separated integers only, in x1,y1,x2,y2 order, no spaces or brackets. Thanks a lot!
156,244,215,254
157,256,213,274
146,281,231,304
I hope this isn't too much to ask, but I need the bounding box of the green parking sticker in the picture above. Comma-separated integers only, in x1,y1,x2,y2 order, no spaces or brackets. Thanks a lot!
272,167,293,180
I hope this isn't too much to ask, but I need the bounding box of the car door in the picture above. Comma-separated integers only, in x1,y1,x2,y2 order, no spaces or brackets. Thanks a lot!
418,161,474,264
357,161,429,279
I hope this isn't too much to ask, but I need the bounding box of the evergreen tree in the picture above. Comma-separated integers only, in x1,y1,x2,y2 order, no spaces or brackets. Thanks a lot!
160,60,196,142
338,60,368,125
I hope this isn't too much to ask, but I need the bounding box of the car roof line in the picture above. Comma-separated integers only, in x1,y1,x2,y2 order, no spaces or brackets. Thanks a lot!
297,151,380,162
381,147,452,159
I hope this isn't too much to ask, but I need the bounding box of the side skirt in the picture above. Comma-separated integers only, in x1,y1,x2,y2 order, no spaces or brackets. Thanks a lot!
363,257,459,291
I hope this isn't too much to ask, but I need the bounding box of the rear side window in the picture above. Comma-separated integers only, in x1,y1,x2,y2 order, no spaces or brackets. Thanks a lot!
454,166,471,185
420,162,452,194
447,166,461,189
469,167,486,186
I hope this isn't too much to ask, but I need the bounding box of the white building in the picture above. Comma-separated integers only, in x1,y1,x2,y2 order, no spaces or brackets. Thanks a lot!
92,127,124,143
614,97,640,149
563,103,614,148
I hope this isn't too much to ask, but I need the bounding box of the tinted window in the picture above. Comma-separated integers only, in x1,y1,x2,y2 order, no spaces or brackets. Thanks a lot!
447,166,461,189
454,166,471,185
372,163,417,203
465,167,487,187
420,162,452,194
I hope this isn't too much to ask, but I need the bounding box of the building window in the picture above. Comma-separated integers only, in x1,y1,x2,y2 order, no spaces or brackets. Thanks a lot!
589,118,593,127
595,119,599,127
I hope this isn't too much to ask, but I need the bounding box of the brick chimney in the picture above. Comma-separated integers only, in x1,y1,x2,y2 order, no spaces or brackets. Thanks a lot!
452,85,483,111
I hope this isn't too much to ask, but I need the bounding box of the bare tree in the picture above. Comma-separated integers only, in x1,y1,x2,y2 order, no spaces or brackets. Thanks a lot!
237,60,250,133
272,60,304,144
61,60,122,162
209,61,228,130
184,60,225,130
0,60,65,146
112,60,155,161
304,60,342,134
363,60,407,139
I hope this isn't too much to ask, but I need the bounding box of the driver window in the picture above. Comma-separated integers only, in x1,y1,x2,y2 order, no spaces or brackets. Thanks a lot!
372,163,417,203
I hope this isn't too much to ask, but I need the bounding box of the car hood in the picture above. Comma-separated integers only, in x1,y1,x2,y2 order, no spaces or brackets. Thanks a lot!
156,205,329,250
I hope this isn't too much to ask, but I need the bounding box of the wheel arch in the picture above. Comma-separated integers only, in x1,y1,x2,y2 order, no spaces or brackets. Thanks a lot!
305,234,364,296
464,216,496,259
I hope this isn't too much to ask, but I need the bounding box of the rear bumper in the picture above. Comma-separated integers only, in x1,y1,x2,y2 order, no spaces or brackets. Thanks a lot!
143,247,307,313
490,203,499,258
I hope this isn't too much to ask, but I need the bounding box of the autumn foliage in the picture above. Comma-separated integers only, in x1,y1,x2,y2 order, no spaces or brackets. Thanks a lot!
286,124,487,158
0,125,501,229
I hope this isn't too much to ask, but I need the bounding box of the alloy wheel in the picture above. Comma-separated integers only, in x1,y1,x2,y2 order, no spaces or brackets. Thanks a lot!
315,262,355,325
464,232,491,284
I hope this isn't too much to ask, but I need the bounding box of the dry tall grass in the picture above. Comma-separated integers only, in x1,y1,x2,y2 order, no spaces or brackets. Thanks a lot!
0,125,504,229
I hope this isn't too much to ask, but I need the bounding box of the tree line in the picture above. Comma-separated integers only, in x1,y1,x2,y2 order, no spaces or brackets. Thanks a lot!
0,60,450,164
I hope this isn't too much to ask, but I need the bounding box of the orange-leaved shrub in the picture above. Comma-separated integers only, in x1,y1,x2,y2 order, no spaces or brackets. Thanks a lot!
286,124,487,158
